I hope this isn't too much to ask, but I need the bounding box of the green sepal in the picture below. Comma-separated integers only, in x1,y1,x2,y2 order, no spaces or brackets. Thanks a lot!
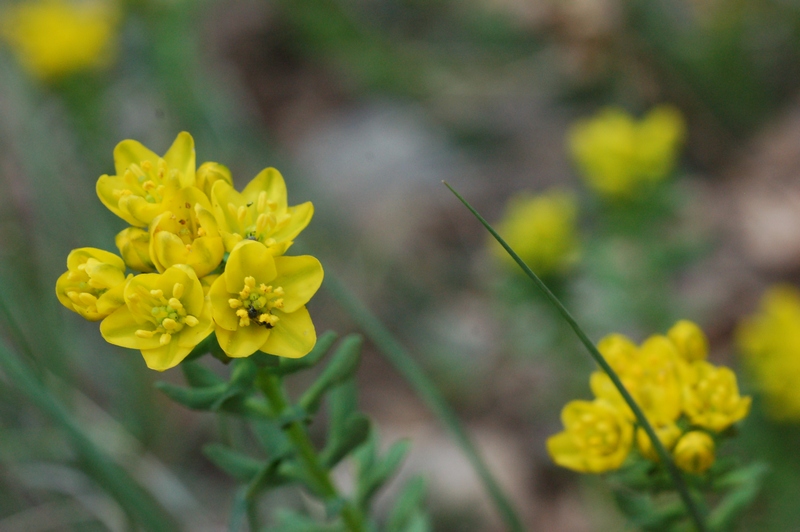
181,361,224,388
154,381,228,410
203,443,264,482
320,413,371,469
357,437,411,510
299,335,363,414
386,476,429,532
276,331,338,376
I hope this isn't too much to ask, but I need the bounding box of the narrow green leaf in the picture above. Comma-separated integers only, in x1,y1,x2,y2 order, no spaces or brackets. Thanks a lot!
181,361,224,388
387,476,428,532
299,335,363,414
155,381,228,410
320,413,371,468
358,439,411,509
277,330,339,376
328,380,359,433
228,485,248,532
203,443,264,482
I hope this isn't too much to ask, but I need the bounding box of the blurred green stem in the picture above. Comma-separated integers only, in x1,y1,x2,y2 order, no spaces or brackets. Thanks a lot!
258,370,366,531
0,340,176,532
444,181,708,532
321,275,526,532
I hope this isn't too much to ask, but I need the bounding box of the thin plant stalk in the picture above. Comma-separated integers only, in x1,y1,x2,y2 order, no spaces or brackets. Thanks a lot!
443,181,708,532
322,274,526,532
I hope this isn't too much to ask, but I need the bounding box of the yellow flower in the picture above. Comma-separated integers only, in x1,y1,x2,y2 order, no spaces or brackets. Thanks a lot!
597,333,638,373
737,285,800,421
493,189,580,277
148,187,224,278
211,168,314,254
56,247,129,321
547,399,633,473
1,0,117,81
196,162,233,198
100,265,213,371
209,241,323,359
115,227,155,272
568,105,685,199
635,422,682,462
96,132,196,227
682,360,751,432
673,431,715,474
668,320,708,362
591,335,684,425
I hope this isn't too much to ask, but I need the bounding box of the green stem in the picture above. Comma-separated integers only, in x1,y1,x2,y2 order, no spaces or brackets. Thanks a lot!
322,275,526,532
258,370,366,532
444,181,707,532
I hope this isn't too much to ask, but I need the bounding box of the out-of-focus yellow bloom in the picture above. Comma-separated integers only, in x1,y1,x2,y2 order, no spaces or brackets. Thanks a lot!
208,241,322,359
737,285,800,421
493,189,580,277
148,187,224,278
56,247,129,321
196,162,233,199
668,320,708,362
597,333,638,373
115,227,154,272
100,265,213,371
591,335,684,425
211,168,313,254
97,132,196,227
568,105,685,199
635,423,682,462
673,431,715,474
1,0,118,81
682,361,751,432
547,399,633,473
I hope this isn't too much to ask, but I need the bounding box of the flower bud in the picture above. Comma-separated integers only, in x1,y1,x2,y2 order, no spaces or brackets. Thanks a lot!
668,320,708,362
673,431,715,474
116,227,155,272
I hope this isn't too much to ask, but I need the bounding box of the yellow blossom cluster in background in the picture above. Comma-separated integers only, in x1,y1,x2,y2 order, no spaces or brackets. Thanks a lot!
737,285,800,421
56,132,323,370
493,189,580,277
547,320,750,474
1,0,118,81
568,105,686,199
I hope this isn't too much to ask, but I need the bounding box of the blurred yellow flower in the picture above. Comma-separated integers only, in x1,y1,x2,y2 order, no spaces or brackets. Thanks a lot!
100,265,213,371
547,399,633,473
635,422,682,462
115,227,155,272
673,431,715,474
196,162,233,199
97,132,196,227
149,187,224,278
568,105,685,199
1,0,117,81
668,320,708,362
493,189,580,277
211,168,314,254
682,361,751,432
737,285,800,421
209,241,322,359
56,247,129,321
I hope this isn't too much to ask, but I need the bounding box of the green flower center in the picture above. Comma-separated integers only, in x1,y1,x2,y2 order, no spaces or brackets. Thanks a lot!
130,282,200,345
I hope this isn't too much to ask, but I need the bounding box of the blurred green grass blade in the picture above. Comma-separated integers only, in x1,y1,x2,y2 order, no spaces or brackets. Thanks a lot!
0,340,176,532
321,274,525,532
444,181,708,532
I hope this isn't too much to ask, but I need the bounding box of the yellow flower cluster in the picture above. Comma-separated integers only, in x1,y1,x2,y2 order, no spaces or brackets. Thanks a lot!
493,189,580,277
548,321,750,474
568,105,686,199
737,285,800,421
56,133,323,371
1,0,118,81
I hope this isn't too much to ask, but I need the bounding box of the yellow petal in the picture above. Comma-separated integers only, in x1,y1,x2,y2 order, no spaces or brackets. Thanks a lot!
116,227,155,272
151,230,189,273
260,307,316,359
209,275,238,331
96,280,128,315
96,175,143,226
140,341,193,371
55,271,77,313
546,431,586,472
272,255,324,313
224,241,277,293
66,247,126,272
186,236,224,278
242,167,287,211
100,305,161,350
120,194,167,227
177,303,214,349
211,180,244,234
270,201,314,243
162,132,196,187
216,323,271,359
113,139,159,178
158,265,205,316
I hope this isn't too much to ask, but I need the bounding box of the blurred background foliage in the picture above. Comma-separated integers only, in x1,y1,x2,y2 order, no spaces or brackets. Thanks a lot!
2,0,800,530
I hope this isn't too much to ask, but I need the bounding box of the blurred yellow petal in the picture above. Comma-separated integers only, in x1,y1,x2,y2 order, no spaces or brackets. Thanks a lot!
162,132,196,187
270,202,314,243
141,342,193,372
177,303,213,349
209,275,238,331
114,139,159,178
242,167,287,211
100,306,161,350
